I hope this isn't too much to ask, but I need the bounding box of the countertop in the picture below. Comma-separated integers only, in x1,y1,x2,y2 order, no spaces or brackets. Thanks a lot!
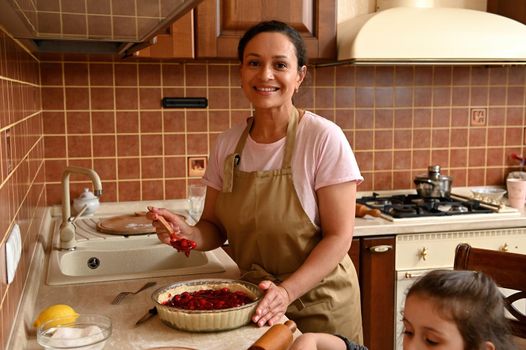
10,200,300,350
10,189,526,349
28,266,297,350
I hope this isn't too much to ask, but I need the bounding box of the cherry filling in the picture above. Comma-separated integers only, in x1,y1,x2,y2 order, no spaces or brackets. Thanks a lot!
150,212,197,257
163,287,254,310
170,237,197,257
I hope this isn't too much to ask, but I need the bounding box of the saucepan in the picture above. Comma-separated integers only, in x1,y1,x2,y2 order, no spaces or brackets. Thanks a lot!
413,165,452,198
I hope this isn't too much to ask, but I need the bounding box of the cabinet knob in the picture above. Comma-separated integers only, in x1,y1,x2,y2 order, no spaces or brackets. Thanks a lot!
369,245,393,253
500,243,509,252
419,247,428,261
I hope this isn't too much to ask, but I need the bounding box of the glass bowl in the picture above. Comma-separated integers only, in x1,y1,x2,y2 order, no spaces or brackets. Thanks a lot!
471,187,507,202
36,314,112,349
152,279,262,332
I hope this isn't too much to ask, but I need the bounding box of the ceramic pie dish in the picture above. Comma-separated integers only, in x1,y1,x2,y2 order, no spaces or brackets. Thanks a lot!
152,279,262,332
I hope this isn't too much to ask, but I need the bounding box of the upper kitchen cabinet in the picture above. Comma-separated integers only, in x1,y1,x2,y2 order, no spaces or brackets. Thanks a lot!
134,10,195,59
487,0,526,25
195,0,337,61
0,0,204,56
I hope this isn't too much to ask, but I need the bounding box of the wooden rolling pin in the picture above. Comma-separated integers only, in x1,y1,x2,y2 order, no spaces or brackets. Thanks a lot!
248,320,297,350
356,203,382,218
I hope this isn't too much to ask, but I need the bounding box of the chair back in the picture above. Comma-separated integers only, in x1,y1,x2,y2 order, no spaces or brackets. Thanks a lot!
454,243,526,340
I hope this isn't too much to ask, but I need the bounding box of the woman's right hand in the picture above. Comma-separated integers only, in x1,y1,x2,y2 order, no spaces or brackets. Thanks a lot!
146,206,190,245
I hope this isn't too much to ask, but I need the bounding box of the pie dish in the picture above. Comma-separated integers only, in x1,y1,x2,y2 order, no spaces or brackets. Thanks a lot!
152,279,262,332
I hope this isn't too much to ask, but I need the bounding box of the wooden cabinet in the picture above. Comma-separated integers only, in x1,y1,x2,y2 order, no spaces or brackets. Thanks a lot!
134,10,195,59
135,0,337,61
350,235,396,350
195,0,336,60
487,0,526,25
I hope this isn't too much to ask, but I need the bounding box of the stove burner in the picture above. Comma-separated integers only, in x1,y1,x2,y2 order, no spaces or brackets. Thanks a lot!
357,193,494,219
366,199,392,208
388,204,417,217
448,204,469,213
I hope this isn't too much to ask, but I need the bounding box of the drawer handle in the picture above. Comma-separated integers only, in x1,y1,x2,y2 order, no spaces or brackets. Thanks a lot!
369,245,393,253
500,243,509,252
419,247,428,261
404,272,425,279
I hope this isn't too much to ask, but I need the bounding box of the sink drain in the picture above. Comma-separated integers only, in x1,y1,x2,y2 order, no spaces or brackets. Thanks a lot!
87,257,100,269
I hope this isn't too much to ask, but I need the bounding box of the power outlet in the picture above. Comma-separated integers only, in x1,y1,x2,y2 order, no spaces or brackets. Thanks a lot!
470,108,487,126
5,223,21,284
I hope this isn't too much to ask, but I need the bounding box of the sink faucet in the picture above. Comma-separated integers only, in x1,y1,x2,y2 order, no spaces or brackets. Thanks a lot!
60,166,102,250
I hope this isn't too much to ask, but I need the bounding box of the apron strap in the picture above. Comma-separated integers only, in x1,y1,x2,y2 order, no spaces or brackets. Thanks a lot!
281,107,299,168
222,117,254,193
222,108,298,192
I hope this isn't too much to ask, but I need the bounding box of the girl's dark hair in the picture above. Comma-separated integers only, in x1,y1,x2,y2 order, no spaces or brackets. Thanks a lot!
237,20,307,69
406,269,516,350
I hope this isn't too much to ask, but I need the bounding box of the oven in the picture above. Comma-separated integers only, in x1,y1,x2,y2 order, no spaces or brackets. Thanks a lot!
394,228,526,350
355,189,526,350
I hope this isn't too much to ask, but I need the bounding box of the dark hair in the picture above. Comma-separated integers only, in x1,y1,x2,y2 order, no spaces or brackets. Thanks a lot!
237,20,307,69
405,270,516,350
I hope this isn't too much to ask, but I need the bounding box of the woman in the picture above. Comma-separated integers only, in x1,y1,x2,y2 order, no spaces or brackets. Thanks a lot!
148,20,363,342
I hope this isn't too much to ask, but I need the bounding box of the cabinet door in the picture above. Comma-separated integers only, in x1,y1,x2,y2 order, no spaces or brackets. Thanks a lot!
349,237,360,274
134,10,195,59
360,236,396,350
195,0,336,60
487,0,526,25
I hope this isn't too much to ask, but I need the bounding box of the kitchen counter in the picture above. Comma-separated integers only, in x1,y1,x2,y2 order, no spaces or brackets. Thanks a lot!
10,189,526,349
10,201,300,350
26,267,297,350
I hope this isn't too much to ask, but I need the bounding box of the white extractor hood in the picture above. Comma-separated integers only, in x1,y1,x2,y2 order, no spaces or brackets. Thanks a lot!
337,4,526,65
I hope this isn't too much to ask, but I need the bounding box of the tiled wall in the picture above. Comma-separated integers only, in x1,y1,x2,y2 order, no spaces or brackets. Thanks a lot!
41,59,254,204
41,59,526,204
0,29,46,349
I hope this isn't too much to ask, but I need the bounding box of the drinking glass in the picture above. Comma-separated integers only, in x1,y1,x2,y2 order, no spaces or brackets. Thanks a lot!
188,184,206,219
507,178,526,209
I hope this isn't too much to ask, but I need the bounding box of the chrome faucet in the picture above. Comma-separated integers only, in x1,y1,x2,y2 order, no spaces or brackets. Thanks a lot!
60,166,102,250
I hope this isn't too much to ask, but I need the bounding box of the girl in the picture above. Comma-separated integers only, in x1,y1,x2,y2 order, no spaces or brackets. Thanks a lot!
290,269,516,350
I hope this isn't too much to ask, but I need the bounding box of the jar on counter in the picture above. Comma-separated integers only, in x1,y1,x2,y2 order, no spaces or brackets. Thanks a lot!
73,188,100,216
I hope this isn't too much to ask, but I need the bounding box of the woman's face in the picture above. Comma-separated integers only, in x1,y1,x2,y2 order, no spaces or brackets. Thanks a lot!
240,32,306,111
402,295,464,350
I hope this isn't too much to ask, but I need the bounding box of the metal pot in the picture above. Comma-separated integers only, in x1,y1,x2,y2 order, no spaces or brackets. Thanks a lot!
414,165,452,198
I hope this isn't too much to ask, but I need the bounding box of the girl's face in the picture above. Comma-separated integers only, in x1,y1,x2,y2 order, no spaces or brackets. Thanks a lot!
240,32,306,111
402,295,464,350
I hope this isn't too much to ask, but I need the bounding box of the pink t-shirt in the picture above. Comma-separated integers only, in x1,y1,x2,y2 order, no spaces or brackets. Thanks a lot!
202,110,363,227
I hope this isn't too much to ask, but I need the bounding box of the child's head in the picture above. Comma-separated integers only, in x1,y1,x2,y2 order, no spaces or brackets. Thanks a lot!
402,269,516,350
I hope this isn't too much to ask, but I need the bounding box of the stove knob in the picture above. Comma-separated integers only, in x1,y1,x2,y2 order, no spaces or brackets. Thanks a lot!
419,247,428,261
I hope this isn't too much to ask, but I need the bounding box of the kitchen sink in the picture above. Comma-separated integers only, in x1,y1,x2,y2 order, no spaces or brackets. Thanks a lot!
46,215,227,285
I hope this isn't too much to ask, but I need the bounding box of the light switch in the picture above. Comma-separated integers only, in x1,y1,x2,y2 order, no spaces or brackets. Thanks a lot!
5,223,21,284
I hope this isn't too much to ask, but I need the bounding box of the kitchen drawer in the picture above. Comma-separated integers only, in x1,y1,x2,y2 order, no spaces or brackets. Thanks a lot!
396,228,526,270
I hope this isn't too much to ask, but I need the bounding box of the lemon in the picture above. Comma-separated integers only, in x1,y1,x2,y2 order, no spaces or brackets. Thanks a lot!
33,304,79,328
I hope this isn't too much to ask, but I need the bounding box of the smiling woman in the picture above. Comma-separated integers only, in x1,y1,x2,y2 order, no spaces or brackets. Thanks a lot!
148,20,364,343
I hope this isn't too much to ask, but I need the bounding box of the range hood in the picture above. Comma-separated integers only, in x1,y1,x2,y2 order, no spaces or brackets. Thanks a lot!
337,4,526,65
0,0,203,57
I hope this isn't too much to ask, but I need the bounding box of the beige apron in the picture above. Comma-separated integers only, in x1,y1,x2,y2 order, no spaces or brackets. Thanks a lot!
215,108,363,343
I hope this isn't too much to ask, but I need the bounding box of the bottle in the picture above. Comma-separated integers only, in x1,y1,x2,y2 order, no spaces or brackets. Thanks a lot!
248,320,297,350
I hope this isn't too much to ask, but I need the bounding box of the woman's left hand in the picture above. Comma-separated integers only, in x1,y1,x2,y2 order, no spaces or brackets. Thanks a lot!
252,280,290,327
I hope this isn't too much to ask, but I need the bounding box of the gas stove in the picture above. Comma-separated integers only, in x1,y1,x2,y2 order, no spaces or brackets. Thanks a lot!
357,191,520,222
